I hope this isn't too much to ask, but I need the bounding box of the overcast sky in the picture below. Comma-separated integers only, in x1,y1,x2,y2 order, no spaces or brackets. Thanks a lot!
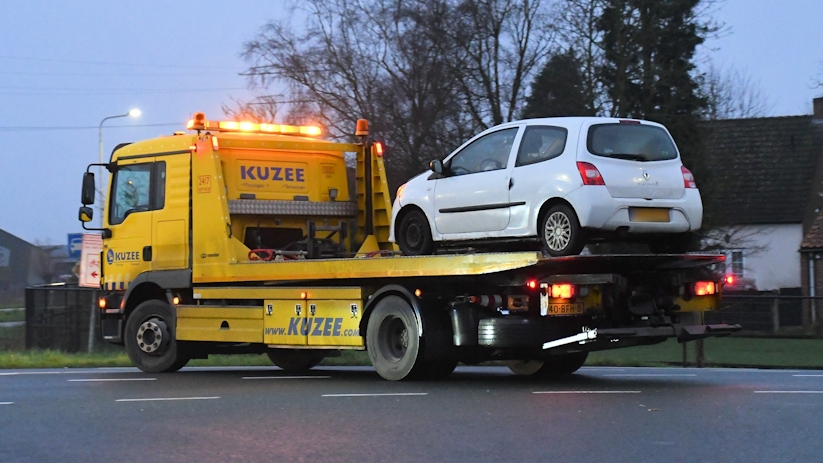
1,0,821,246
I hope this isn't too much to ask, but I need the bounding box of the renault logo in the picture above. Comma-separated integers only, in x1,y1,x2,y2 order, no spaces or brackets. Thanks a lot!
643,170,650,181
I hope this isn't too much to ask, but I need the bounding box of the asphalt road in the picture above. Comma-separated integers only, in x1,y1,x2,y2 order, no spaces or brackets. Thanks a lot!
1,365,821,463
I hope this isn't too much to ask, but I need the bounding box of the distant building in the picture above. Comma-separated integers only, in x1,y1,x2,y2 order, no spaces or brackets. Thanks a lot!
699,97,823,291
0,229,50,302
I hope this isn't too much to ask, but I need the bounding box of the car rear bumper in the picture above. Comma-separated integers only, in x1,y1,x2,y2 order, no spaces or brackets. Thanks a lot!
565,186,702,233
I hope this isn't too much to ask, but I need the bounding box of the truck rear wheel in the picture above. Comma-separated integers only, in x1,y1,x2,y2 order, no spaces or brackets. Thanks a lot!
506,352,589,377
366,296,423,381
124,300,189,373
267,349,324,372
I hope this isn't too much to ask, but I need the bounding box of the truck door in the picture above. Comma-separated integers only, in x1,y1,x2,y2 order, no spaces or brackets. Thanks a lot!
104,159,158,289
151,153,190,270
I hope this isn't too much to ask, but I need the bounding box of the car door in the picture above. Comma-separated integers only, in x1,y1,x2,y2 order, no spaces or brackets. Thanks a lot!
506,125,573,234
433,127,520,235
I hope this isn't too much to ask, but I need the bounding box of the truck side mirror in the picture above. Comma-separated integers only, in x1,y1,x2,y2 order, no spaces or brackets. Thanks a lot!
429,159,443,174
81,172,96,205
78,206,93,223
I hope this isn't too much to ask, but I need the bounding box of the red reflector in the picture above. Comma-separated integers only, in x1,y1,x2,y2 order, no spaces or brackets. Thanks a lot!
527,280,538,290
576,162,605,186
551,284,575,299
725,275,735,285
681,166,696,189
619,119,641,124
693,281,716,296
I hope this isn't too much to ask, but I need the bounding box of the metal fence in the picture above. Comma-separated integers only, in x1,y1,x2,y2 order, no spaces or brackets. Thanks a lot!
705,289,823,333
25,285,100,352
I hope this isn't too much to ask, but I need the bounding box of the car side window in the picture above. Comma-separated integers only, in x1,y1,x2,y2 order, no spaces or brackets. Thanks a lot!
447,128,518,176
515,126,568,167
109,162,166,225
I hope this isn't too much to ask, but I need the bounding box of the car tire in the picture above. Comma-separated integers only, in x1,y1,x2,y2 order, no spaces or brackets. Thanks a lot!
266,349,324,372
539,204,585,257
397,209,435,256
124,300,189,373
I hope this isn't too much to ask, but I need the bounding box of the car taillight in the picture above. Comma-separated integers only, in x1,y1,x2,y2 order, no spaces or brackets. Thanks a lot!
577,162,605,186
681,166,696,189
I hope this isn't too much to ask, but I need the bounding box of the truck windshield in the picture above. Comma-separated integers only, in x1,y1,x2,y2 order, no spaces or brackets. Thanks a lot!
587,123,678,161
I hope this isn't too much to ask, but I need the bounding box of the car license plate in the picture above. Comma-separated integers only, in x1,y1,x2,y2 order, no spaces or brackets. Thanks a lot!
629,207,670,222
542,302,585,316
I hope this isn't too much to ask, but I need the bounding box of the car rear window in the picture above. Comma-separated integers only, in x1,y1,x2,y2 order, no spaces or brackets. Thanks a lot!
587,123,678,161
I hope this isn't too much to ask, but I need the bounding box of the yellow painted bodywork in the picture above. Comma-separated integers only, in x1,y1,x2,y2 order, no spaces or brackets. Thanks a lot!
190,287,365,347
675,292,722,312
176,306,263,343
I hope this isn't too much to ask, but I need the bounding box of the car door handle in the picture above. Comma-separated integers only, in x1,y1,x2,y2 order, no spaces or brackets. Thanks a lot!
142,246,152,262
509,178,514,190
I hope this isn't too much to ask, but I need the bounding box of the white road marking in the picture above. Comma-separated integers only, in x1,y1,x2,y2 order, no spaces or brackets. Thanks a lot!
242,376,331,380
754,391,823,394
603,374,697,377
322,393,428,397
533,390,641,394
0,368,137,376
0,402,13,405
793,375,823,377
116,396,220,402
68,378,157,382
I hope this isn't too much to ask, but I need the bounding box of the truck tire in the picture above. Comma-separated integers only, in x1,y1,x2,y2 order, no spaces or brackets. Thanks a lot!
366,296,423,381
396,210,435,256
266,349,324,372
539,204,585,257
506,352,589,377
124,300,189,373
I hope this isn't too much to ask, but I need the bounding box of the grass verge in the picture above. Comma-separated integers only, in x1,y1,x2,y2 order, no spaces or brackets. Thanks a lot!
0,309,25,324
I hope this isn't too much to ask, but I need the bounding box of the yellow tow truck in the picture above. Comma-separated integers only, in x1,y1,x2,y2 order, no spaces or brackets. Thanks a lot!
78,113,738,380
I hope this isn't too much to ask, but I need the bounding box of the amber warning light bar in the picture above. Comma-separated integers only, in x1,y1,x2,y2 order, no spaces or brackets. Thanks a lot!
186,112,322,137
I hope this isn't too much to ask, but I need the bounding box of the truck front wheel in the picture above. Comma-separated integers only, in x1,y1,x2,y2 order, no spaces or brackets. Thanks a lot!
366,296,423,381
124,300,189,373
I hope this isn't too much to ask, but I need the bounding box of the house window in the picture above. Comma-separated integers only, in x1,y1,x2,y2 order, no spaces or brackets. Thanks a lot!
724,249,745,277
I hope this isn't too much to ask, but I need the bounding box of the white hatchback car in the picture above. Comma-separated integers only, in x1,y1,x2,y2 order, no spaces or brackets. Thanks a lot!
389,117,702,256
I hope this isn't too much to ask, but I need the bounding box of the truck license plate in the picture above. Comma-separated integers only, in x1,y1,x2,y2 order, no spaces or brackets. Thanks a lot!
629,207,670,222
543,303,585,316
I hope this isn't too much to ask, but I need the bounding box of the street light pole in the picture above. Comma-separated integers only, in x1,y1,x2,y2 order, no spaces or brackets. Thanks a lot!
97,109,141,227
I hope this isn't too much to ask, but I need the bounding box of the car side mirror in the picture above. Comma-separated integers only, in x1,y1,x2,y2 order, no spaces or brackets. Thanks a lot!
78,206,93,223
429,159,443,174
81,172,96,205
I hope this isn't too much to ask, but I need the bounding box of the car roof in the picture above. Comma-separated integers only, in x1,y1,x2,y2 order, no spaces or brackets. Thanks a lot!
492,116,667,131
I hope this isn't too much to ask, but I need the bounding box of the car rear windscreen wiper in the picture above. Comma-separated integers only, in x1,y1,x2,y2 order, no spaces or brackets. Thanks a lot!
607,153,649,161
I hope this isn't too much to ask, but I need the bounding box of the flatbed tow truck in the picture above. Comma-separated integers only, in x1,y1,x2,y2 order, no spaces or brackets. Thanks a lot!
78,113,739,380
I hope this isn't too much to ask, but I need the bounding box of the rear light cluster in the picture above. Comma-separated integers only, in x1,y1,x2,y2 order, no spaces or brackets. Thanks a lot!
693,281,717,296
532,282,579,300
681,166,696,189
577,162,605,186
551,284,575,299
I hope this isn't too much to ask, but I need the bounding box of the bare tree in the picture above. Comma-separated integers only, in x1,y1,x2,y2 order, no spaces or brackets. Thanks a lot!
236,0,556,187
447,0,556,129
702,62,773,119
553,0,609,115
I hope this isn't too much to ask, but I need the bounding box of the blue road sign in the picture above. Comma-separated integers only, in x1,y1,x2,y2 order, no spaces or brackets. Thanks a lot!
68,233,83,260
